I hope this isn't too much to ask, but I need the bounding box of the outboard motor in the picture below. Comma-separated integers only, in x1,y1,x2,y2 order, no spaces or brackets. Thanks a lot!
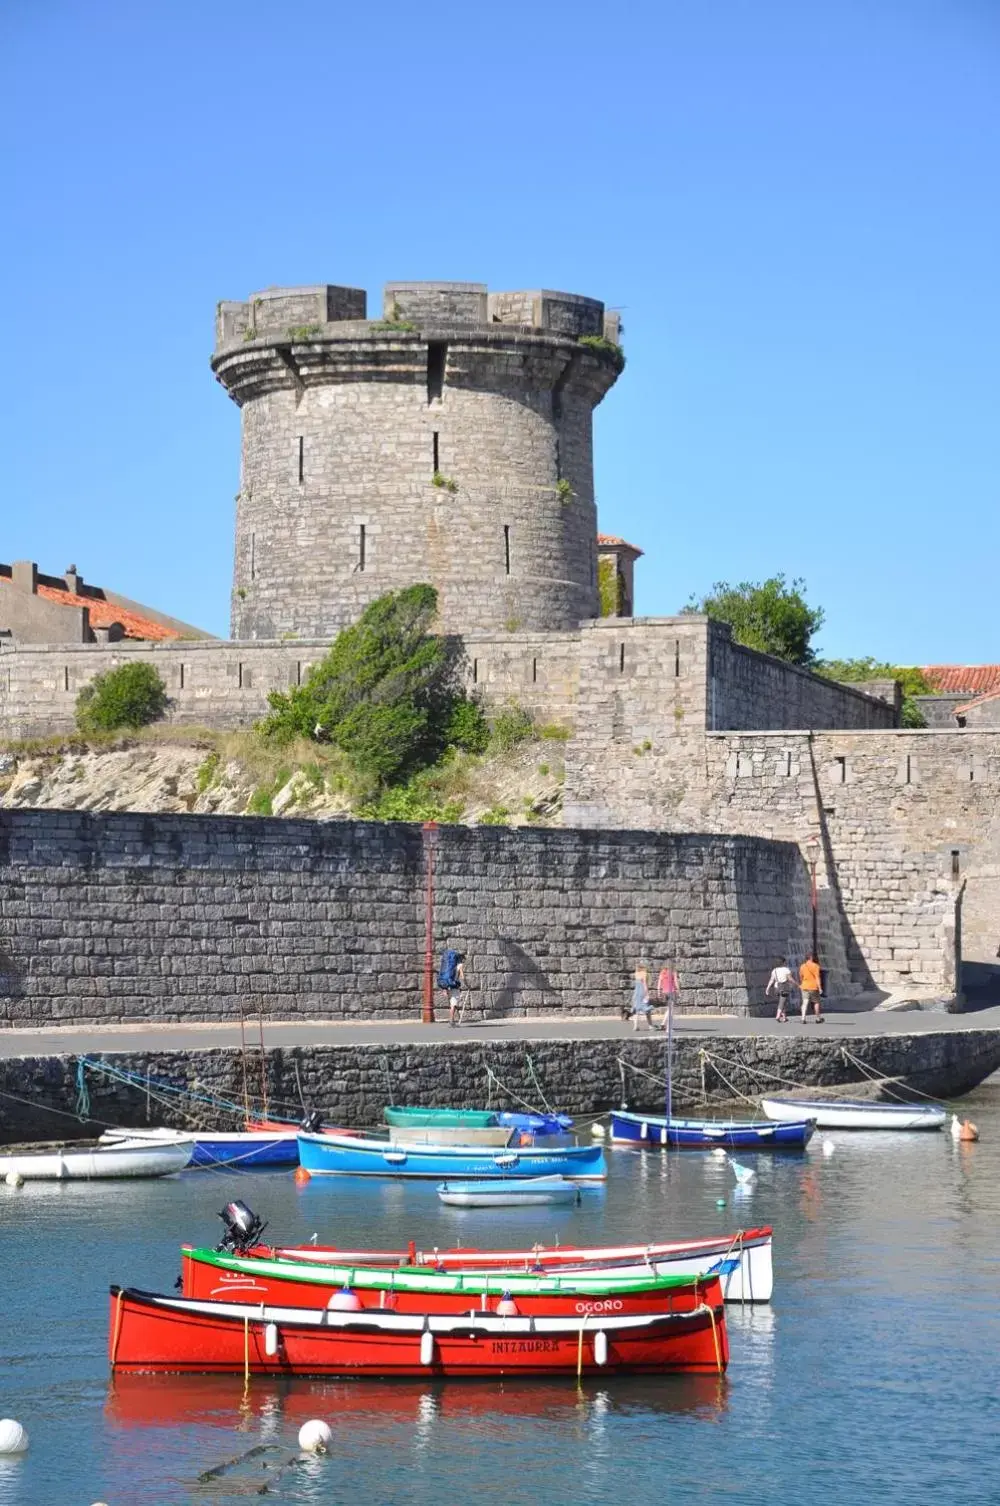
300,1111,323,1134
216,1199,267,1254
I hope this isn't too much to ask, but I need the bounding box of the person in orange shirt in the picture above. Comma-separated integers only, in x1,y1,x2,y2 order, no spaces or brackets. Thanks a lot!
798,954,824,1023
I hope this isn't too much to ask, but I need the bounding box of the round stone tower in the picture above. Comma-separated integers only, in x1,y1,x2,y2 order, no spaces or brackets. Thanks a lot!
212,281,624,639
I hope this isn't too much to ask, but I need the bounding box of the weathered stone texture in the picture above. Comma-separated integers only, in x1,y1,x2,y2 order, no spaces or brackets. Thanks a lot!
3,1028,998,1144
0,812,810,1027
212,280,623,640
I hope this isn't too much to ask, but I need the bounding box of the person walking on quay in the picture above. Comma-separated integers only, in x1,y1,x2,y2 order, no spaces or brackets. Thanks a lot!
630,966,653,1031
765,957,795,1022
437,948,466,1027
656,964,680,1029
798,953,824,1023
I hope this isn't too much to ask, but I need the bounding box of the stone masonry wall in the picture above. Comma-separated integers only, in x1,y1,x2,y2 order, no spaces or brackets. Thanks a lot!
4,1029,1000,1144
0,811,810,1027
566,725,1000,997
0,632,583,740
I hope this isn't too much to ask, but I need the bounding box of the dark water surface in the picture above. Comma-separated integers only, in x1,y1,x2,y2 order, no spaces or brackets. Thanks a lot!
1,1083,998,1506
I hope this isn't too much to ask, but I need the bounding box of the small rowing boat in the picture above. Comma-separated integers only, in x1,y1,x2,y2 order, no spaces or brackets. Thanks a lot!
610,1110,815,1150
760,1096,947,1131
436,1176,581,1208
0,1135,194,1180
383,1108,573,1134
108,1287,728,1376
297,1130,607,1180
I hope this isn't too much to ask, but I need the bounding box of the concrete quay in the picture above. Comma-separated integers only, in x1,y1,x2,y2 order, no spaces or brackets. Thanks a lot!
0,1009,998,1144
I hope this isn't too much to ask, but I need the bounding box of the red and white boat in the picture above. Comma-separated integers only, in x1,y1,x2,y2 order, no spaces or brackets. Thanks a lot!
108,1287,728,1377
180,1246,724,1319
265,1227,773,1304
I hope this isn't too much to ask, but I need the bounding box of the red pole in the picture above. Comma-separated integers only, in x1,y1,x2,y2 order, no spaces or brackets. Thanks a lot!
422,821,438,1023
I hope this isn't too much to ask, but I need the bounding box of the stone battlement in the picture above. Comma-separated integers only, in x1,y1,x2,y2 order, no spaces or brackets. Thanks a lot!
214,281,619,352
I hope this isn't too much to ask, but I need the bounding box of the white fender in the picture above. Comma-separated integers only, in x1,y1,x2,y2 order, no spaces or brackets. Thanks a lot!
420,1331,435,1366
264,1323,279,1356
594,1330,608,1366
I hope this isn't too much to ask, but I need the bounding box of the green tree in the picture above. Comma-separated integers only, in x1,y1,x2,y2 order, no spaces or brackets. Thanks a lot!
76,661,168,734
259,584,487,786
683,575,824,665
818,658,932,728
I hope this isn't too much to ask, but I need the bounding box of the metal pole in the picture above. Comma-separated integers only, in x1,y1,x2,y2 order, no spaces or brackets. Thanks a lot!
422,822,438,1024
665,993,673,1125
810,859,819,958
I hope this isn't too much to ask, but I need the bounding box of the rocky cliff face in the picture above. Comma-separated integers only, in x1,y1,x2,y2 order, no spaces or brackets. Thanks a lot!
0,736,565,825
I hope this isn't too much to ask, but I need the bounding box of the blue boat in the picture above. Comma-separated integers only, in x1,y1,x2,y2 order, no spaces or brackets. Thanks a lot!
100,1126,301,1168
495,1111,574,1134
610,1110,815,1151
297,1130,607,1180
188,1131,300,1168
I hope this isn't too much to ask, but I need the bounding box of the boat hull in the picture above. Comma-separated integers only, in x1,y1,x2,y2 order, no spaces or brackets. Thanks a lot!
267,1228,773,1303
437,1176,580,1207
297,1131,607,1180
610,1111,814,1150
0,1138,193,1180
760,1096,946,1131
102,1126,300,1168
181,1250,724,1318
109,1288,728,1376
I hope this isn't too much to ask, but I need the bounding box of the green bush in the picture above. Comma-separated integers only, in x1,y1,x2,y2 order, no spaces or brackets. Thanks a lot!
577,334,626,373
683,575,824,666
76,662,168,734
817,658,931,728
488,703,535,753
195,751,220,794
479,804,511,826
258,584,482,789
598,556,624,617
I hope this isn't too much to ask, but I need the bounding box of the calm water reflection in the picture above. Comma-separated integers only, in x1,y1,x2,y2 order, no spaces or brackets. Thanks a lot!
1,1080,997,1505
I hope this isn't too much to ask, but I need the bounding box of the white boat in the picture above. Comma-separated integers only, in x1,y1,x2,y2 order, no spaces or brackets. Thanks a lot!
760,1096,946,1131
0,1135,195,1180
436,1176,582,1208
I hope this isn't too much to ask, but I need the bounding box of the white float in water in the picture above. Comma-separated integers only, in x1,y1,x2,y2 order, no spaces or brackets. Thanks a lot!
298,1419,333,1454
590,1123,606,1139
4,1172,23,1189
0,1420,28,1455
822,1139,836,1157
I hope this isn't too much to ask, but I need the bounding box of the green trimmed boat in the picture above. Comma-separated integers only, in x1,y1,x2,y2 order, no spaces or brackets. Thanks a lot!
181,1246,729,1319
384,1108,496,1129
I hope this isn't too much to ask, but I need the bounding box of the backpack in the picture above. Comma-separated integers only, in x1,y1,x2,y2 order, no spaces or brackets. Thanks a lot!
437,949,461,989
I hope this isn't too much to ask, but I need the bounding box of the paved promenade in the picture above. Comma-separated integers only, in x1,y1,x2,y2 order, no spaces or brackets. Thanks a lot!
2,1003,999,1058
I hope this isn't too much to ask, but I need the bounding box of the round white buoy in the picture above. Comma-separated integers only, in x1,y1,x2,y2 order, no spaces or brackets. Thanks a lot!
590,1123,606,1139
0,1420,28,1455
711,1148,727,1161
4,1172,23,1189
326,1287,362,1312
822,1139,835,1158
298,1419,332,1454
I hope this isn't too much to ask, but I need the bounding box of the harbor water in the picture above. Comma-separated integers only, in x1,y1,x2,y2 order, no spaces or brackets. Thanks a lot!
1,1081,998,1505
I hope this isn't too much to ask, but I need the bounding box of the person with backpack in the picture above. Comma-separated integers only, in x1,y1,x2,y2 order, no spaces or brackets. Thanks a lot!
437,948,466,1026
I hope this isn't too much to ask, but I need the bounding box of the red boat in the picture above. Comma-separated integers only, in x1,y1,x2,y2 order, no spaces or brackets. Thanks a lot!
180,1247,724,1320
109,1287,728,1377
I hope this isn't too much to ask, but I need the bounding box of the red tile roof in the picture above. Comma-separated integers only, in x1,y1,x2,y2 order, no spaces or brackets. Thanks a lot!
598,534,643,556
954,688,1000,716
922,665,1000,696
0,577,183,642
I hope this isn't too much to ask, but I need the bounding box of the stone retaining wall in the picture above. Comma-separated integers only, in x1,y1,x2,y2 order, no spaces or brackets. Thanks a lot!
1,1029,997,1143
0,811,810,1026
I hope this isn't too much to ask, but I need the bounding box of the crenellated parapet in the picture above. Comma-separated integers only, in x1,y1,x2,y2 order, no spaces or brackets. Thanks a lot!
211,279,625,640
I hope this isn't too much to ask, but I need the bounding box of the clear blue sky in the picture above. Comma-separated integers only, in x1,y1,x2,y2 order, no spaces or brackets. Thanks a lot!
2,0,998,660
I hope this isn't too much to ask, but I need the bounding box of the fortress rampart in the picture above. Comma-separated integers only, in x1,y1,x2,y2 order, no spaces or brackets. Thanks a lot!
213,281,622,640
0,812,807,1026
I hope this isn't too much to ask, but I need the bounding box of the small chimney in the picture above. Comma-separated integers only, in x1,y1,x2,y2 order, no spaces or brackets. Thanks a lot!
64,564,82,595
11,561,38,595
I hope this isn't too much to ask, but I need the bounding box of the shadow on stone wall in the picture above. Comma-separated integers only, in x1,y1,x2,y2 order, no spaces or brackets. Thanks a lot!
487,937,555,1016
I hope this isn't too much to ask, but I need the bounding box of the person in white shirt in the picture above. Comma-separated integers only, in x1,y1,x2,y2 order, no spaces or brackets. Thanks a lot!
765,957,795,1022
